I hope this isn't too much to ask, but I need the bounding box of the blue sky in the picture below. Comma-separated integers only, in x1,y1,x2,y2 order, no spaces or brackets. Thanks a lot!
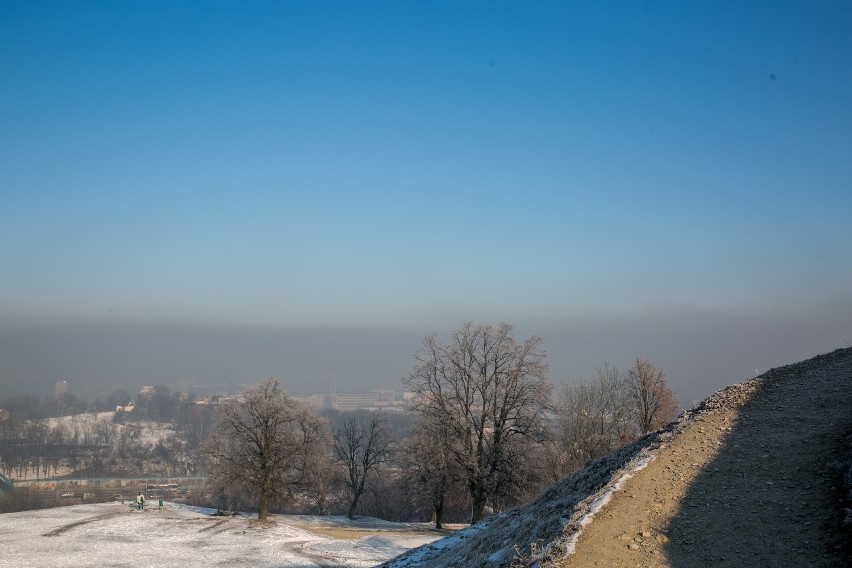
1,1,850,402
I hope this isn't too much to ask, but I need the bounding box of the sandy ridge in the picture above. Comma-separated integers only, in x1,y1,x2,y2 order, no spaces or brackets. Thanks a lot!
551,347,852,567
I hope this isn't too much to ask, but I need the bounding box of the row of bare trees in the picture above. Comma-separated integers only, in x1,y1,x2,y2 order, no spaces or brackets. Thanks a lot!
0,409,209,481
0,385,211,481
0,414,147,479
203,322,680,526
1,321,679,522
0,387,179,422
401,324,680,527
550,358,680,478
203,378,397,521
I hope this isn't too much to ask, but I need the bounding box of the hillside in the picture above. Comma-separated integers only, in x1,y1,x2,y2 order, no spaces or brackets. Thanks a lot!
3,348,849,567
382,347,852,567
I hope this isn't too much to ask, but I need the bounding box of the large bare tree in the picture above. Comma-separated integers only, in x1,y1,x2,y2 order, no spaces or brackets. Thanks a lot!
333,411,392,519
204,377,328,521
627,357,680,434
404,322,552,524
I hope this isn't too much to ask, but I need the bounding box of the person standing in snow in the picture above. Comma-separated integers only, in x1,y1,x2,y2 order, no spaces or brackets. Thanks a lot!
136,492,145,510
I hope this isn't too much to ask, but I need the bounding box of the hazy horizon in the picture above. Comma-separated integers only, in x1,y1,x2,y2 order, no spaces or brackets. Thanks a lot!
1,3,850,407
2,305,850,406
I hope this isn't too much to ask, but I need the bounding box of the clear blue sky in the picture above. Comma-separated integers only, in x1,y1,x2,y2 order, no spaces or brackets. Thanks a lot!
1,1,850,402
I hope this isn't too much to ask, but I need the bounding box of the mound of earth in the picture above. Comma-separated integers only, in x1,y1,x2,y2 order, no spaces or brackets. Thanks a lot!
382,347,852,567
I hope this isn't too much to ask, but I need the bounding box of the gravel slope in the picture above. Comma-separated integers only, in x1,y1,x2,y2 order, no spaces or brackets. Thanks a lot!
555,346,852,567
383,347,852,567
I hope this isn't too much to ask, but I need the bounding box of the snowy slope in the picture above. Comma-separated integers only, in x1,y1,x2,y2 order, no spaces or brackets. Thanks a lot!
0,501,444,568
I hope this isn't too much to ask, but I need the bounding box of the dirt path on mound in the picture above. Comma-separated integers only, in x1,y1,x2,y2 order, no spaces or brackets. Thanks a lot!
560,348,852,568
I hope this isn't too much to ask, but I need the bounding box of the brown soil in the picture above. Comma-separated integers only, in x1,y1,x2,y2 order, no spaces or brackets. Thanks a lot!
290,521,459,541
558,347,852,567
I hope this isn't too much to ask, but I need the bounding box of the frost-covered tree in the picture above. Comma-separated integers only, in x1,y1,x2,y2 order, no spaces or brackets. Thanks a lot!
555,364,633,473
204,378,329,521
627,357,680,434
404,322,552,524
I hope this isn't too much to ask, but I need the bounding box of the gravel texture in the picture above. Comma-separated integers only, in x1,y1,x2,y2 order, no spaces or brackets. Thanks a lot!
383,347,852,567
552,346,852,567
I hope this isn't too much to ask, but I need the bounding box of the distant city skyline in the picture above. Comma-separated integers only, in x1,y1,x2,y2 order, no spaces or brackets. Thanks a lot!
1,2,850,407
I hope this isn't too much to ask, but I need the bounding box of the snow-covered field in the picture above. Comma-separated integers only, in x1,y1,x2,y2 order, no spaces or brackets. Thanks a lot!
0,502,446,567
47,411,178,446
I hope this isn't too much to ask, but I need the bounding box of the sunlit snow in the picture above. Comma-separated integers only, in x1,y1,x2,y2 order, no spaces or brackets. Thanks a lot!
0,501,445,568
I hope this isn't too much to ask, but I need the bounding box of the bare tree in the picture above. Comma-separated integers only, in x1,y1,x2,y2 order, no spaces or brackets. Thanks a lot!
333,411,392,519
203,378,329,521
404,322,552,524
627,357,680,435
301,451,344,515
400,412,461,528
555,364,633,473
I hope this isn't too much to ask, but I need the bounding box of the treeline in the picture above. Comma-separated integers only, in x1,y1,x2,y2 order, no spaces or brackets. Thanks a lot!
200,381,481,523
202,323,681,526
549,358,680,478
1,323,681,524
0,386,214,485
0,385,205,424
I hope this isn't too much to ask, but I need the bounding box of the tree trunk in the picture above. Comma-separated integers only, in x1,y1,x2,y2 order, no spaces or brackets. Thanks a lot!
471,497,486,524
347,492,361,519
258,467,273,521
434,496,444,529
470,482,487,524
258,497,269,521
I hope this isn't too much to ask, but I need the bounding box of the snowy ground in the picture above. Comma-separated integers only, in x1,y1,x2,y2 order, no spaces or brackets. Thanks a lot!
0,501,447,567
47,412,178,446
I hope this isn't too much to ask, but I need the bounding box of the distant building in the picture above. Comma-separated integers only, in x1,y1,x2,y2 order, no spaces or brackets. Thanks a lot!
55,380,69,399
139,386,155,397
374,389,396,407
327,390,398,411
329,393,378,412
0,408,9,422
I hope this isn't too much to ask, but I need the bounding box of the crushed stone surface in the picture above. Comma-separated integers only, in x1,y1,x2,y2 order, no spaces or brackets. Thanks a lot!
555,347,852,568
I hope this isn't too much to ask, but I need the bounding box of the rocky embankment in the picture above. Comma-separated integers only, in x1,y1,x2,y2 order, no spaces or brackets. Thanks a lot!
383,347,852,567
554,346,852,567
